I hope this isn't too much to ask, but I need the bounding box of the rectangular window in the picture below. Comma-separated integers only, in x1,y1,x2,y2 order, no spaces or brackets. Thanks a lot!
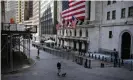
107,11,110,20
112,10,116,19
109,31,112,38
128,6,133,17
107,1,111,5
112,0,116,3
121,8,125,18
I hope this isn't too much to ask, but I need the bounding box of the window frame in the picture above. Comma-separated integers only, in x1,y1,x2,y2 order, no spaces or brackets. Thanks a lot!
121,8,126,18
128,6,133,17
107,1,111,5
112,10,116,20
109,31,112,38
107,11,110,20
112,0,116,4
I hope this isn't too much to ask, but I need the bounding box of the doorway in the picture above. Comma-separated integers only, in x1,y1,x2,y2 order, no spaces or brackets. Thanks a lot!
121,32,131,59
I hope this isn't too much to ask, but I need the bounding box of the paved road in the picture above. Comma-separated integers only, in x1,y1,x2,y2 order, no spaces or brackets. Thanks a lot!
2,45,133,80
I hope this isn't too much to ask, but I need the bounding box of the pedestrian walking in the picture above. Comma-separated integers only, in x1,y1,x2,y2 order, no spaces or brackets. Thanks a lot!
114,49,118,65
57,61,61,76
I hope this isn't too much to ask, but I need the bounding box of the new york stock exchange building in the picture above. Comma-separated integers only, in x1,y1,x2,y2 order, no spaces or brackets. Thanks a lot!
56,1,133,59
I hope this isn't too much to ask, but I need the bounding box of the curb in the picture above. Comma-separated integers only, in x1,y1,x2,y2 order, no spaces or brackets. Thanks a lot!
2,58,36,75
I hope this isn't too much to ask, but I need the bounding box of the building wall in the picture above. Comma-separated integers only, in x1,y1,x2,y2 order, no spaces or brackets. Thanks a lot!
102,1,133,25
5,1,17,23
100,1,133,58
40,0,57,41
32,1,40,41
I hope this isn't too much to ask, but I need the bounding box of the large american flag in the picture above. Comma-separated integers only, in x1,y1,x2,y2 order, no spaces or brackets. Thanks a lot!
61,0,86,22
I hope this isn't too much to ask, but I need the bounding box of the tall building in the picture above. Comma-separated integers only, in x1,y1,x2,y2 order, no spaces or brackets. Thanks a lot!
16,0,33,24
32,1,40,41
1,1,5,23
5,1,17,23
16,0,25,24
40,0,57,41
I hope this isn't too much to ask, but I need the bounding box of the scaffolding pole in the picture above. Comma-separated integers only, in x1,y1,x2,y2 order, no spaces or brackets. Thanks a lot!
10,34,13,71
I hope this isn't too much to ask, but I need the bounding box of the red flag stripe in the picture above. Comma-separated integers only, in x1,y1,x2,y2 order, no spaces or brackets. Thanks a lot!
63,11,85,18
62,5,85,14
62,0,85,21
69,1,85,7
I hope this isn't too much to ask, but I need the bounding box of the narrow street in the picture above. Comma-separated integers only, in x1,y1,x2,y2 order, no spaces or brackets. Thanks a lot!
2,45,133,80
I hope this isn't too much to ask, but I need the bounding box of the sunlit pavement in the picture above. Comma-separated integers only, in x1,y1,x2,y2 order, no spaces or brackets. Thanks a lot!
2,45,133,80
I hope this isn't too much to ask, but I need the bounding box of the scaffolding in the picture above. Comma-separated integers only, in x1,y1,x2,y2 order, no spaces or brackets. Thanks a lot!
1,23,37,72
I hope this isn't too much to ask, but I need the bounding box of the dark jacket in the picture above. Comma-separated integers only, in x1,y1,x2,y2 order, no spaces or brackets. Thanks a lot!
57,62,61,69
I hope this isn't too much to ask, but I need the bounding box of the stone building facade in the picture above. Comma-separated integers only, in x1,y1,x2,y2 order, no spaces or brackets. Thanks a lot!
57,1,133,59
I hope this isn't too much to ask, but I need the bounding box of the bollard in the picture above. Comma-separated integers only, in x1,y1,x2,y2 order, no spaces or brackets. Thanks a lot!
130,61,133,71
92,54,93,58
101,62,104,68
98,55,100,60
84,59,88,68
118,59,121,67
88,59,91,69
105,58,107,62
95,55,96,59
89,53,90,57
121,59,124,66
111,57,113,62
102,56,104,61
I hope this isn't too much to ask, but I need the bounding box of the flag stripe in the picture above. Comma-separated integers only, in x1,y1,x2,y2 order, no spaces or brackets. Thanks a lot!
63,11,85,18
62,5,85,15
62,0,85,21
62,7,85,17
69,1,85,7
65,15,85,21
62,2,85,14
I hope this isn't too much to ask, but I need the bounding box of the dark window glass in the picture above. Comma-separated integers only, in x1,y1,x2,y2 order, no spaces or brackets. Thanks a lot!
107,1,111,5
128,6,133,17
109,31,112,38
112,0,116,3
112,10,116,19
107,11,110,20
121,8,125,18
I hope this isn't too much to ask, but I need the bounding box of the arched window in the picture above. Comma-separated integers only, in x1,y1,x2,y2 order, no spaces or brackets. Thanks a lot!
86,29,88,37
74,29,76,36
80,29,82,37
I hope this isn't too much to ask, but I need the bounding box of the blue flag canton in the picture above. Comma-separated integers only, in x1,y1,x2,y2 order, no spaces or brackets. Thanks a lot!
62,1,69,11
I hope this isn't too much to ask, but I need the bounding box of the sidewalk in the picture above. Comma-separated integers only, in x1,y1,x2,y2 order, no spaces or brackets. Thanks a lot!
2,45,133,80
2,46,36,74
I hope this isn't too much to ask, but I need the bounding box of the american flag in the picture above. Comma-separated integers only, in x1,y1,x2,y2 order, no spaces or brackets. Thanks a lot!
61,0,85,22
56,23,61,30
72,16,78,28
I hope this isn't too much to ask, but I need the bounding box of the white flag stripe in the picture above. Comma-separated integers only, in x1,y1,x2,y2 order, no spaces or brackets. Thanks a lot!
62,8,85,17
62,2,85,14
69,1,85,6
